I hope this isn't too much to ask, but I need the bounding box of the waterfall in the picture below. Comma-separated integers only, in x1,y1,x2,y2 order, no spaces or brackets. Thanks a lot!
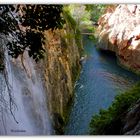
0,41,52,135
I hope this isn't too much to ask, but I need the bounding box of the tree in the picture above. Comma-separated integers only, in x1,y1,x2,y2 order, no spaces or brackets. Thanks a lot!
0,5,65,62
85,4,106,23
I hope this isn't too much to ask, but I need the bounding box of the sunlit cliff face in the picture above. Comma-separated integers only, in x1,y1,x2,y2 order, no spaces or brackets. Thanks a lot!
97,4,140,73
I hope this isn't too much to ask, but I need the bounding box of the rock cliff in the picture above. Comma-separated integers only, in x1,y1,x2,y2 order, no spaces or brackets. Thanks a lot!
97,4,140,135
0,11,82,135
122,99,140,135
97,4,140,73
0,27,81,135
39,15,82,134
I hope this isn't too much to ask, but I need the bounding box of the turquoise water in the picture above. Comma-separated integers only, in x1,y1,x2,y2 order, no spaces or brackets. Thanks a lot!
65,36,140,135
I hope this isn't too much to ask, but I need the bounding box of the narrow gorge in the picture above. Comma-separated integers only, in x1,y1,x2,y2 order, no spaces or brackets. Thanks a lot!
1,4,140,136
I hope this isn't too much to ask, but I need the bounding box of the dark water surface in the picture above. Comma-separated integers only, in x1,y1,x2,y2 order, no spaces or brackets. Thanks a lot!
65,36,140,135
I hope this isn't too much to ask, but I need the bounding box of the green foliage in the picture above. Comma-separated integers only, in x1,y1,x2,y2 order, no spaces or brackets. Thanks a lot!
90,82,140,135
88,35,98,43
67,5,90,24
80,4,107,43
22,5,64,31
85,4,106,23
63,9,82,49
0,5,65,62
63,8,77,30
85,26,97,42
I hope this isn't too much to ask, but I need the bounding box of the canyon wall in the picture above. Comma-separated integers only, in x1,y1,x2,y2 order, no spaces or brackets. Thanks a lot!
0,11,82,134
0,40,53,135
97,4,140,135
39,16,82,134
97,4,140,73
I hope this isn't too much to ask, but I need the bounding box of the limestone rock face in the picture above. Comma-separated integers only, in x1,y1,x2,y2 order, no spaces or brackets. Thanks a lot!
40,27,82,134
97,4,140,73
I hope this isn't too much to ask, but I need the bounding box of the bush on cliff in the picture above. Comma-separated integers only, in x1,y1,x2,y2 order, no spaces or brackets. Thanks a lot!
90,82,140,135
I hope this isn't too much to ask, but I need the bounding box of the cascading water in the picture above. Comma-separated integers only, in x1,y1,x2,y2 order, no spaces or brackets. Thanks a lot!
0,41,52,135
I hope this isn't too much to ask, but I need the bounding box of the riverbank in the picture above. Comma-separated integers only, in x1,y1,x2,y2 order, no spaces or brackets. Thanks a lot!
89,4,140,135
64,36,140,135
90,82,140,135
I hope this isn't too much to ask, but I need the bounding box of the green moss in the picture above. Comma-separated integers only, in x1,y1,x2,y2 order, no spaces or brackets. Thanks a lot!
90,82,140,135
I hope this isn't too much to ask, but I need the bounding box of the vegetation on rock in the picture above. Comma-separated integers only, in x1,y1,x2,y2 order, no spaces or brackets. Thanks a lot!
0,5,65,62
85,4,106,23
90,82,140,135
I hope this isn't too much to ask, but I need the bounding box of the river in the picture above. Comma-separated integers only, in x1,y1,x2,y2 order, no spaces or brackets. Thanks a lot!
65,36,140,135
